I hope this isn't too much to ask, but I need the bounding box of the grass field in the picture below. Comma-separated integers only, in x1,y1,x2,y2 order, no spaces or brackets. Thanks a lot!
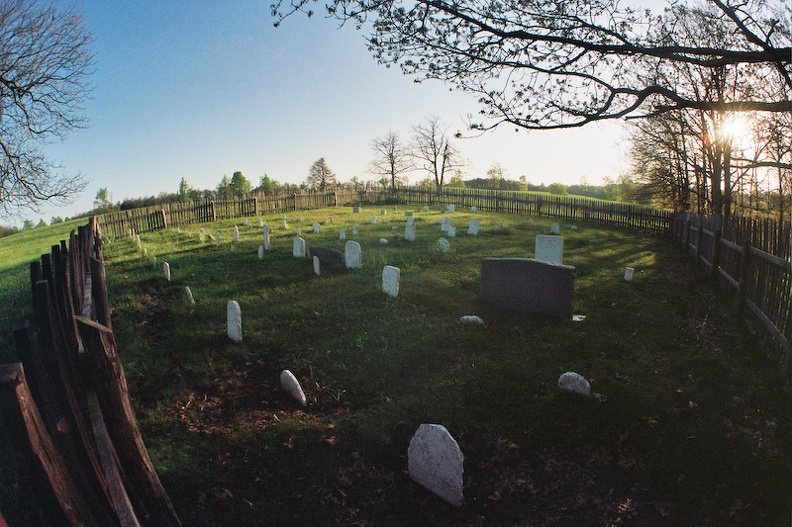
1,207,790,526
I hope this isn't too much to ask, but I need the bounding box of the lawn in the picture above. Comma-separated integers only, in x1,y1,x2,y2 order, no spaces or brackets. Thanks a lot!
1,207,790,526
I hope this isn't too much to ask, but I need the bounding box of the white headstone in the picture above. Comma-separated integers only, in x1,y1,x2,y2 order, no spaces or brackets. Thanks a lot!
436,238,450,253
440,217,451,232
215,233,221,247
199,228,205,241
135,234,141,248
227,301,242,343
293,237,307,258
280,370,307,406
501,223,509,231
447,204,455,213
405,224,416,242
370,216,377,224
550,223,560,234
142,248,148,257
570,225,578,231
406,216,415,226
467,218,480,235
382,265,400,297
380,209,386,215
281,218,288,230
184,286,195,305
527,218,534,225
243,217,248,226
535,235,564,264
297,228,301,236
258,245,264,259
233,225,239,242
470,206,477,213
230,244,235,252
298,216,303,222
558,372,590,397
423,206,429,212
459,315,484,325
447,226,456,238
345,241,362,269
408,424,464,507
379,238,389,245
163,262,171,282
624,267,635,282
339,228,346,240
263,225,270,250
258,218,263,227
313,222,321,233
313,256,321,275
352,228,359,236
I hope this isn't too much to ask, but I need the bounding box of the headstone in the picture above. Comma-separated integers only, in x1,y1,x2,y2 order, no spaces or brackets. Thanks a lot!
352,228,359,236
184,286,195,305
447,204,455,213
135,234,141,248
163,262,171,282
467,218,480,235
323,219,328,225
570,225,578,231
558,372,591,397
624,267,635,282
353,206,360,213
280,370,307,406
535,235,564,264
480,258,575,318
311,246,345,266
380,209,386,216
408,424,464,507
263,225,271,250
405,223,416,242
297,228,301,236
447,226,456,238
492,225,501,232
339,228,346,240
243,217,248,226
345,241,362,269
230,244,235,252
298,216,303,222
152,256,157,268
370,216,377,224
258,218,263,227
550,223,560,234
215,233,221,247
459,315,484,325
501,223,509,231
440,217,451,232
233,226,239,242
382,265,400,297
527,218,534,225
293,237,307,258
379,238,389,245
405,211,414,217
227,301,242,343
281,218,288,230
313,256,321,275
312,222,321,233
406,216,415,226
470,206,477,213
258,245,264,259
436,238,450,253
423,206,429,212
199,228,205,241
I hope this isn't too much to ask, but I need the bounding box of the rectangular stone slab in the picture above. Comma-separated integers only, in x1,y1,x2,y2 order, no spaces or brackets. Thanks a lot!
480,257,574,318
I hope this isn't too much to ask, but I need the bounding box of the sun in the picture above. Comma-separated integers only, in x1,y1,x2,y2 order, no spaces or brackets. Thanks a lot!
719,114,754,145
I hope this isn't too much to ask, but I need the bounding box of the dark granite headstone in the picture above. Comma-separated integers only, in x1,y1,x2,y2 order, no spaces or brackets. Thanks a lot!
480,257,574,318
310,246,345,267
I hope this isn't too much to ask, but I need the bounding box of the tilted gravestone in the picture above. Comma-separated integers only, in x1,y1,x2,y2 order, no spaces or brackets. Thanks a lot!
467,218,480,236
405,223,416,242
258,245,264,260
558,372,591,397
227,301,242,343
345,241,362,269
436,238,450,253
382,265,400,297
311,246,345,267
313,256,321,276
184,286,195,305
408,424,464,507
313,222,321,233
370,216,377,224
535,235,564,264
293,237,307,258
163,262,171,282
280,370,307,406
480,258,575,319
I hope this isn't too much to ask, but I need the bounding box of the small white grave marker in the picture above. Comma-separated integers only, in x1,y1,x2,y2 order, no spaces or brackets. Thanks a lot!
382,265,400,297
163,262,171,282
447,226,456,238
293,237,307,258
258,245,264,259
233,226,239,242
459,315,484,325
313,222,320,233
405,224,416,242
258,218,263,227
281,218,288,230
230,244,235,252
243,217,248,226
280,370,307,406
470,206,477,212
345,241,362,269
296,228,301,236
215,234,221,247
624,267,635,282
527,218,534,225
339,228,346,240
184,286,195,305
436,238,450,253
380,209,386,215
135,234,141,248
423,205,429,212
313,256,321,275
467,218,480,235
447,204,455,213
408,424,464,507
440,217,451,232
550,223,560,234
263,225,270,250
352,228,359,236
227,301,242,343
535,235,564,264
370,216,377,224
558,372,590,397
379,238,389,245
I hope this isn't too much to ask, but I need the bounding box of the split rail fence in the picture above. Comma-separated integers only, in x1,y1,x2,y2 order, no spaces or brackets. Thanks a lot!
0,218,181,526
672,213,792,373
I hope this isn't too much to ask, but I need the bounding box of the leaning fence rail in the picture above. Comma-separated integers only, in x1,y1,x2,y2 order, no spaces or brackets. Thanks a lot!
672,213,792,374
0,218,181,527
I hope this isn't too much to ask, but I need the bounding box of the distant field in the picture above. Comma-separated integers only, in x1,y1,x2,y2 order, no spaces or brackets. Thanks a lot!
1,207,789,526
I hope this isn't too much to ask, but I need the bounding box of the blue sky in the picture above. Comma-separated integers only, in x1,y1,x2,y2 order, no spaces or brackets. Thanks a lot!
35,0,630,223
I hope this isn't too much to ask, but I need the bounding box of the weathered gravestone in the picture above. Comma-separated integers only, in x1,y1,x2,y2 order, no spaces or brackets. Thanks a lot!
353,206,360,213
258,218,263,227
313,256,321,276
406,216,415,226
447,204,455,213
311,246,345,267
408,424,464,507
258,245,264,259
624,267,635,282
423,205,429,212
233,226,239,242
550,223,560,234
405,223,416,242
163,262,171,282
184,286,195,305
535,235,564,265
263,225,270,250
380,209,386,216
243,217,248,226
313,223,321,233
447,226,457,238
293,237,307,258
370,216,377,224
345,241,362,269
280,370,307,406
459,315,484,325
479,258,575,319
135,234,141,248
404,211,414,217
379,238,389,245
227,300,242,343
215,233,221,247
382,265,400,297
558,372,591,397
281,218,288,230
440,217,451,232
339,229,346,240
470,206,477,213
467,218,480,236
436,238,450,253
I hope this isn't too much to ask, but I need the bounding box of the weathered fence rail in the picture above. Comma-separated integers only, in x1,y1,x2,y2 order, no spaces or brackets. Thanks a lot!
1,218,181,527
672,213,792,372
96,187,672,237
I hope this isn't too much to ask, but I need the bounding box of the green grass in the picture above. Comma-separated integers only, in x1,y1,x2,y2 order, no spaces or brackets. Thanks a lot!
1,207,790,526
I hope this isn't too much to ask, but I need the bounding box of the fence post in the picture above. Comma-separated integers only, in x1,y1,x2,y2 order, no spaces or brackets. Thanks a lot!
736,238,752,309
710,228,722,279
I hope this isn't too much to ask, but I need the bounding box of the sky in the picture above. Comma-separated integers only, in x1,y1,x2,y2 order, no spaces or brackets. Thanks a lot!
31,0,633,225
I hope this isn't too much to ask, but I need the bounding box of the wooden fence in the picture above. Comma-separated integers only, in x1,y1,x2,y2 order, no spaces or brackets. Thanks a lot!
96,187,672,237
0,218,181,527
672,213,792,372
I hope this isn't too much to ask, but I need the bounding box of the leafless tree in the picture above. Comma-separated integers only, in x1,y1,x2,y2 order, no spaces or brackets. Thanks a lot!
273,0,791,130
306,157,337,191
410,116,463,188
0,0,93,216
369,131,412,192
